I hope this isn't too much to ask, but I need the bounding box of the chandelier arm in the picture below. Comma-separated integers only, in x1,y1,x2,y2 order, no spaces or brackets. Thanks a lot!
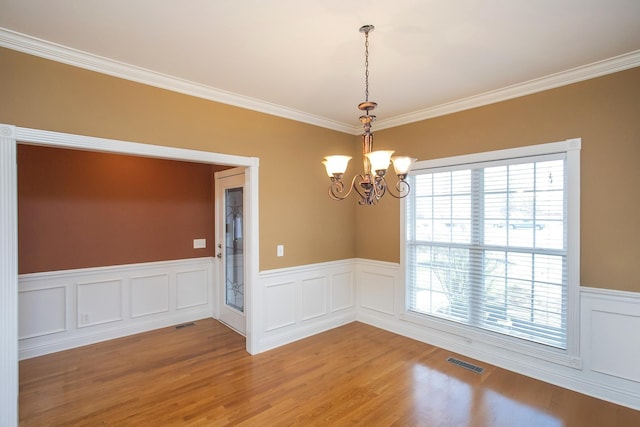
371,175,387,202
352,174,374,204
328,174,367,201
384,178,411,199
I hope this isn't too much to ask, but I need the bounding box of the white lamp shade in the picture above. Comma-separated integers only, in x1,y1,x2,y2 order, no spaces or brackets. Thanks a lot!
391,156,416,175
365,150,394,172
323,155,352,176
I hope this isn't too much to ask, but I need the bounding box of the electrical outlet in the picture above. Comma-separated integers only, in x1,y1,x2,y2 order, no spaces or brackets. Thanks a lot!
277,244,284,257
193,238,206,249
81,313,89,324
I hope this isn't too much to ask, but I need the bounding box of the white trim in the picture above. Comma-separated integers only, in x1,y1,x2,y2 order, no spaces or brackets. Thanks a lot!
130,273,170,317
175,269,209,310
355,259,640,410
19,257,215,281
581,287,640,385
565,138,582,358
244,162,260,354
18,257,215,359
399,310,581,368
405,138,582,361
375,51,640,131
76,278,124,327
580,286,640,300
18,286,68,339
258,311,356,353
0,124,18,426
257,259,357,353
7,246,640,411
15,126,257,167
260,258,356,277
21,310,214,360
216,166,246,179
411,138,581,171
1,28,638,135
0,28,354,135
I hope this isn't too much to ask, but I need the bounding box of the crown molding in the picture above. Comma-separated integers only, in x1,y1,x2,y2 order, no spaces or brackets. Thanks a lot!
374,49,640,131
1,28,638,136
0,28,354,134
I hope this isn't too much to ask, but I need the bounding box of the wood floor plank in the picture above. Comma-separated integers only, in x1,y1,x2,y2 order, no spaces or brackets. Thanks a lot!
19,319,640,426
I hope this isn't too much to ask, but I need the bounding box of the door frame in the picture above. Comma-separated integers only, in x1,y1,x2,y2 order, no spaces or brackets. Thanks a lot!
0,124,260,424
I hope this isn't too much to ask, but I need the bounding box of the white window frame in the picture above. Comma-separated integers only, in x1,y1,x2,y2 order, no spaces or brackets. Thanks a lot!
400,139,581,368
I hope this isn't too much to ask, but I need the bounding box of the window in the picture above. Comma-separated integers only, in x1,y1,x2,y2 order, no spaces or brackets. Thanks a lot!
404,140,580,356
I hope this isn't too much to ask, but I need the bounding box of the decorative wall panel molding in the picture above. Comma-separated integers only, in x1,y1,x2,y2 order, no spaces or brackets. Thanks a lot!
353,259,640,411
77,279,123,327
264,281,296,332
18,285,66,339
580,287,640,406
130,274,170,318
359,271,396,315
355,258,400,316
18,257,214,359
176,269,209,310
258,260,357,352
301,276,328,321
16,254,640,411
331,271,354,312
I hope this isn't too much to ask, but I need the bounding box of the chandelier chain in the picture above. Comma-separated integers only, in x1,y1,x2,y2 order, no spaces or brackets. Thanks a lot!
364,30,370,102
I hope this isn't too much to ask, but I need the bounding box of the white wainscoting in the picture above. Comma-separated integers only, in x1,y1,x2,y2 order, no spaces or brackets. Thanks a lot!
256,259,357,352
580,287,640,406
354,258,640,410
16,256,640,410
18,257,214,359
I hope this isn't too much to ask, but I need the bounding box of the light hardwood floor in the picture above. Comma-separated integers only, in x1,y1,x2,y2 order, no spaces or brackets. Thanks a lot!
19,319,639,426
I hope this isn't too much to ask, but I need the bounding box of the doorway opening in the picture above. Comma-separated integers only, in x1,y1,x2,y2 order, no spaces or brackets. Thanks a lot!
0,124,260,422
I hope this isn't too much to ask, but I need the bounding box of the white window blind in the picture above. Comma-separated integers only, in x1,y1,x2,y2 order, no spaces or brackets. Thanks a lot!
405,151,569,349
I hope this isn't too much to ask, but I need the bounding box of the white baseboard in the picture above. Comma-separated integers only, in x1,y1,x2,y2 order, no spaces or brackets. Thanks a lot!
20,310,213,360
258,312,357,354
19,257,214,359
353,259,640,411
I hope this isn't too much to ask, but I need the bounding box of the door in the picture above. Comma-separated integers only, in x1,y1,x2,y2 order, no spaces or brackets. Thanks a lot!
215,168,246,335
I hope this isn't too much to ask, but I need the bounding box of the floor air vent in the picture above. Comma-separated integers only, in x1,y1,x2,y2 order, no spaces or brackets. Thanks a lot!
175,322,196,329
447,357,484,374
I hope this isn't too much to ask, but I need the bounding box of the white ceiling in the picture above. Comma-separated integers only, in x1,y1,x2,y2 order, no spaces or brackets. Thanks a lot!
1,0,639,134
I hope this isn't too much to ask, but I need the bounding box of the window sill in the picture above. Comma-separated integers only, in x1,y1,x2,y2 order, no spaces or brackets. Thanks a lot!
400,311,582,370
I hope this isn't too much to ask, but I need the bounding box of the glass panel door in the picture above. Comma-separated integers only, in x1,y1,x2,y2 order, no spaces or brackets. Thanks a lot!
216,168,245,335
225,187,244,312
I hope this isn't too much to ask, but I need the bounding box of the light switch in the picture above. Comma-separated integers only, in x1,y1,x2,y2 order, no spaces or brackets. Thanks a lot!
277,244,284,257
193,238,206,249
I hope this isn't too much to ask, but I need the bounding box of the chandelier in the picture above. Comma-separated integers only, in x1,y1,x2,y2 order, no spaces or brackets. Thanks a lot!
323,25,415,205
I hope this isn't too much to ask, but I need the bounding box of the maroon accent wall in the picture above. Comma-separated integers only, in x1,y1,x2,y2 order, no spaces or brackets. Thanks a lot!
18,144,220,274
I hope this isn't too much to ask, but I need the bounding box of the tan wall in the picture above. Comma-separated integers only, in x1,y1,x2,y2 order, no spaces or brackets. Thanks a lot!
0,47,357,271
3,47,639,292
358,67,640,292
